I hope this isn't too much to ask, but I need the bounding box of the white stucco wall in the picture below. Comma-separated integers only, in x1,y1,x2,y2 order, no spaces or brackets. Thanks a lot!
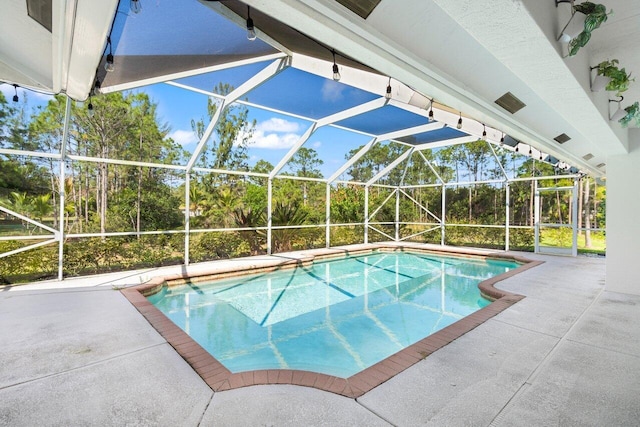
606,128,640,295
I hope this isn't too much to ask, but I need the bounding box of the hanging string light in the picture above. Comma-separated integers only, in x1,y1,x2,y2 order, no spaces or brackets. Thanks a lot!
12,84,19,102
456,112,463,129
87,97,94,117
105,37,114,72
482,124,487,139
246,6,257,41
428,100,434,122
385,77,392,99
332,50,341,81
130,0,142,14
500,133,505,145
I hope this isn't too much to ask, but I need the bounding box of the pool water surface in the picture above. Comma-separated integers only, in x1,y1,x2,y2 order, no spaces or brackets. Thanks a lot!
148,251,519,377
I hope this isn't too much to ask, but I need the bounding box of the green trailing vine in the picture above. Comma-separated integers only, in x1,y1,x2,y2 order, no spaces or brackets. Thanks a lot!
568,2,612,56
596,59,634,95
619,102,640,128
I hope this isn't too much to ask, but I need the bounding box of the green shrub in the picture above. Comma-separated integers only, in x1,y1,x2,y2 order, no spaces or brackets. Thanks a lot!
190,232,250,263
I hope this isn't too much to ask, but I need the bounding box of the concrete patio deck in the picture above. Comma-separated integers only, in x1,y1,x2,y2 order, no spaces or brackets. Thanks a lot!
1,248,638,426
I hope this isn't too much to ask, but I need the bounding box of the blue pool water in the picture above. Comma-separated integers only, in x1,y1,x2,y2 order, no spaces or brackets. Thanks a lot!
148,251,519,377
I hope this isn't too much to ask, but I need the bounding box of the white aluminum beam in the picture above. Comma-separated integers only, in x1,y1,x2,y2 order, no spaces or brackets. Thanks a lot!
57,96,71,280
0,206,58,234
186,58,288,172
366,148,414,186
378,122,445,142
269,123,317,178
327,137,378,184
316,97,388,127
414,136,478,151
0,239,58,259
101,53,287,94
418,151,444,184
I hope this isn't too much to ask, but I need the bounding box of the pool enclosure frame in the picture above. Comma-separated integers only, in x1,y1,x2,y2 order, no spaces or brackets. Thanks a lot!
1,52,593,281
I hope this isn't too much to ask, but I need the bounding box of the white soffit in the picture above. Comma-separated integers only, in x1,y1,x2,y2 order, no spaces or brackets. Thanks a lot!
0,0,53,90
241,0,620,177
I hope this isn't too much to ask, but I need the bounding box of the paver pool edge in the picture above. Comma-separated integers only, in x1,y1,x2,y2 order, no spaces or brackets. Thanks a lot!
121,245,542,398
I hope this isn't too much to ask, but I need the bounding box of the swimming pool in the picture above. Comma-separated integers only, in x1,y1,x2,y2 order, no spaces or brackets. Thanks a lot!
147,250,520,378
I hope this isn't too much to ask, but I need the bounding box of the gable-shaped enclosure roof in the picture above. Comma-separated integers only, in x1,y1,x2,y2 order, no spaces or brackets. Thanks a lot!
0,0,596,177
88,0,575,178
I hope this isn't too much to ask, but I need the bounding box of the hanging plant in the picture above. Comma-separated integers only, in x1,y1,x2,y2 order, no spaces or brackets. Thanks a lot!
595,59,634,95
619,102,640,128
568,2,612,56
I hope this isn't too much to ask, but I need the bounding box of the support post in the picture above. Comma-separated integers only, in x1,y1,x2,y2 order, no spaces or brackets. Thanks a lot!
441,184,446,246
505,181,510,251
534,180,540,253
364,186,369,244
267,178,273,254
184,173,191,265
572,178,579,256
325,183,331,248
57,96,72,281
395,188,400,241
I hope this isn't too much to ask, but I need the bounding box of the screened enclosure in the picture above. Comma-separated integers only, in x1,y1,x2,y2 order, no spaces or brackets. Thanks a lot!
0,0,605,284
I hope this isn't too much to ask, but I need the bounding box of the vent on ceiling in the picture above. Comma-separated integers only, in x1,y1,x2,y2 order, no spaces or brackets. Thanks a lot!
335,0,382,19
495,92,526,114
597,162,606,168
582,153,594,160
554,133,571,144
26,0,52,32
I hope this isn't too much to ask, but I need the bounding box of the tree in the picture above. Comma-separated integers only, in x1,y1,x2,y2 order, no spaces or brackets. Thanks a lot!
192,83,255,177
288,147,323,205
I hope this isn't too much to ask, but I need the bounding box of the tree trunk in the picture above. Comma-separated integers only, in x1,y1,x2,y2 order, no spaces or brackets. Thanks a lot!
529,181,534,227
584,177,592,248
556,190,563,224
468,185,472,222
577,179,583,231
100,140,108,237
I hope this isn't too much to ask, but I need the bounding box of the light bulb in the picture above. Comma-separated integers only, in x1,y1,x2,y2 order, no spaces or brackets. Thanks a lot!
12,85,18,102
130,0,142,14
428,109,434,122
515,145,519,153
385,84,392,99
500,135,505,145
456,117,462,130
332,63,340,81
246,18,256,41
105,54,114,72
87,102,94,117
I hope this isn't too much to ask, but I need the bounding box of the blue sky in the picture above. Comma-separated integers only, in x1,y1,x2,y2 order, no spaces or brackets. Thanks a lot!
141,66,381,178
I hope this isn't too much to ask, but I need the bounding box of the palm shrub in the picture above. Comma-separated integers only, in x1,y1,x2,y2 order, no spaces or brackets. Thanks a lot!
233,207,266,255
271,201,308,253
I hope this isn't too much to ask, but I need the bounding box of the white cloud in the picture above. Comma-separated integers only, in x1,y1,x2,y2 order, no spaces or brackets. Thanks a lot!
169,129,198,146
311,141,322,148
248,130,300,149
256,118,300,133
321,80,345,102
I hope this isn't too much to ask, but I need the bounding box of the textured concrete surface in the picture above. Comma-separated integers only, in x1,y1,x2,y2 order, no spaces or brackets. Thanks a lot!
358,320,559,426
202,385,390,426
0,345,212,427
1,249,637,426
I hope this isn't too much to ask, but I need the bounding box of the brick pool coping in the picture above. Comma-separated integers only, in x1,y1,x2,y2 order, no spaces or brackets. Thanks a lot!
121,245,542,398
